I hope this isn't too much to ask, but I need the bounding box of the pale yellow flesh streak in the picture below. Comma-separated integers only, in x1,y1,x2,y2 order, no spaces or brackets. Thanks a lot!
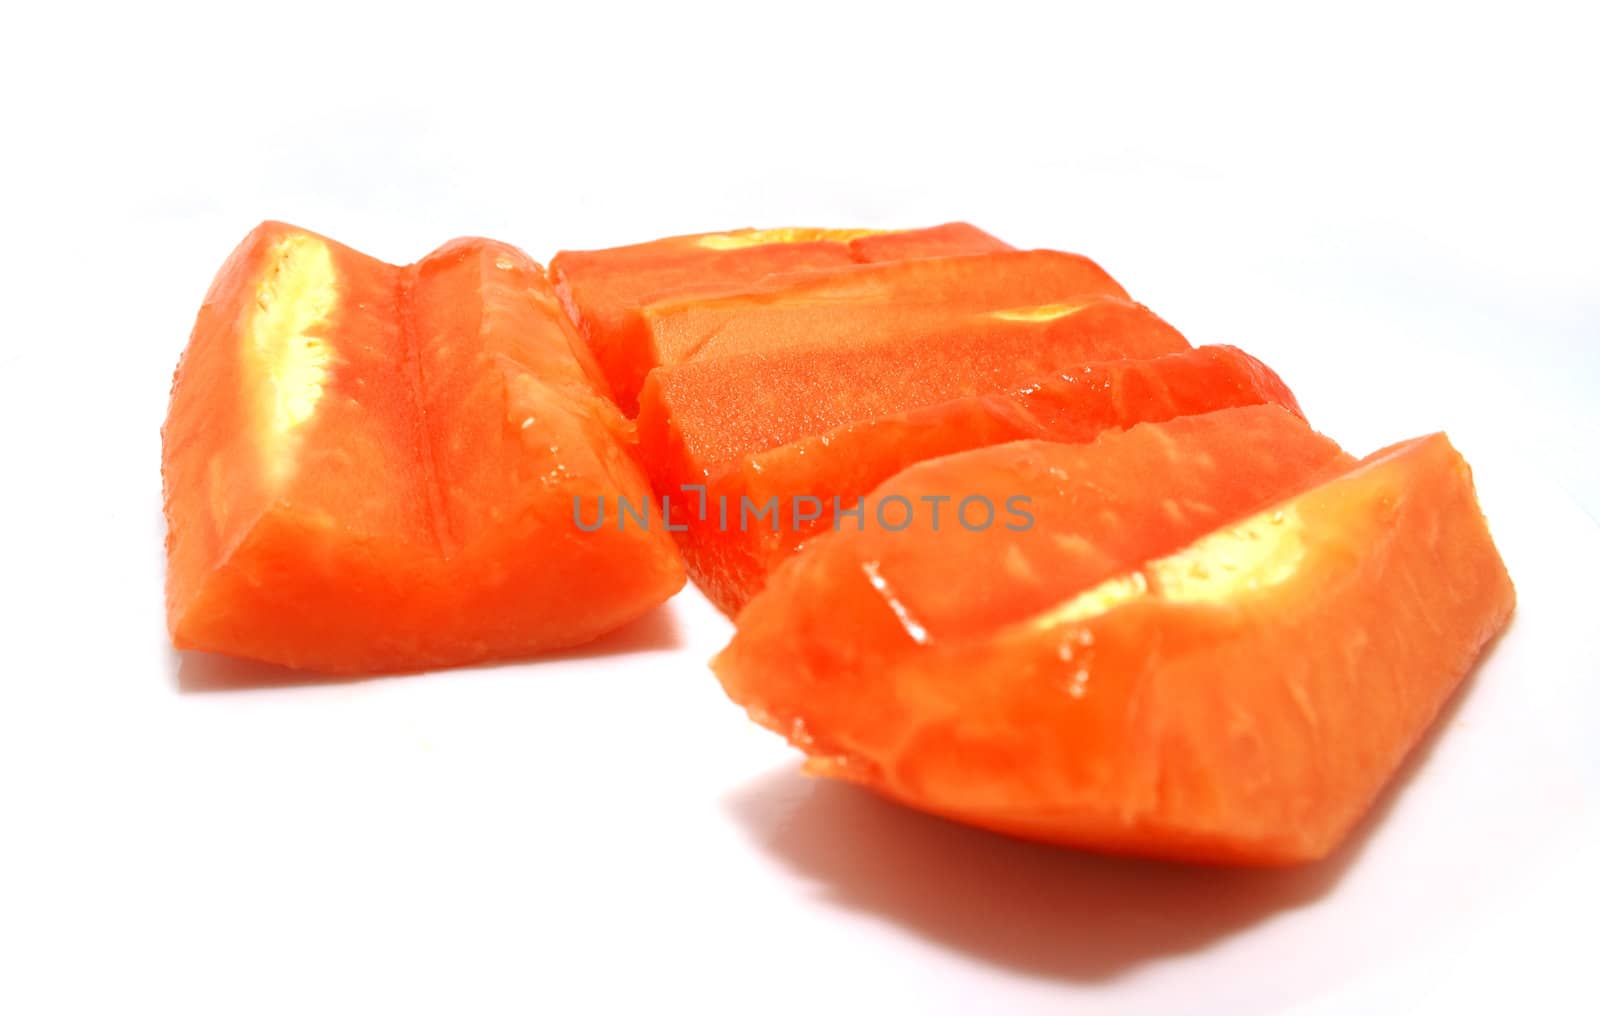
989,302,1087,322
695,227,888,251
1032,506,1306,629
246,233,338,482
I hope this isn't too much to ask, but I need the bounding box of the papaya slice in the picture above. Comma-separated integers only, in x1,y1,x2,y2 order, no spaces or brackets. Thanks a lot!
550,223,1008,412
162,222,684,674
637,296,1187,489
715,409,1515,864
637,249,1128,394
845,222,1012,261
651,346,1306,615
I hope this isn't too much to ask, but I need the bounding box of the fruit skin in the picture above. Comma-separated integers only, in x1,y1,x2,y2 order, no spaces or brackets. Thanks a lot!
550,223,1008,413
643,341,1306,615
163,222,684,674
715,417,1514,865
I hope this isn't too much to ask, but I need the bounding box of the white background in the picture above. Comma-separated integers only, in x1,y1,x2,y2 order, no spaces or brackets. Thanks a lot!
2,2,1596,1014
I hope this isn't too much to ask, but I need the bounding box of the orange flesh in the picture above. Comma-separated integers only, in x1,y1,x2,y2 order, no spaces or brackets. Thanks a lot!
647,347,1308,615
636,296,1189,487
165,219,1518,867
550,222,1009,412
847,222,1011,260
715,418,1515,864
163,222,684,674
639,249,1128,378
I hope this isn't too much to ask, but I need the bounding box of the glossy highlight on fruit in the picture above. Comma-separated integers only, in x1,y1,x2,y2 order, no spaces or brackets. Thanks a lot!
162,221,684,674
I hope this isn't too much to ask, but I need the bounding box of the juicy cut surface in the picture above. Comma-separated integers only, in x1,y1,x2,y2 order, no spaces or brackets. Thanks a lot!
716,411,1515,864
639,335,1313,614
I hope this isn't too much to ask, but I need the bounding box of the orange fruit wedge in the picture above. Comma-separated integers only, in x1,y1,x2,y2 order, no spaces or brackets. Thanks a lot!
715,407,1513,863
551,223,1009,412
639,249,1128,389
163,222,684,674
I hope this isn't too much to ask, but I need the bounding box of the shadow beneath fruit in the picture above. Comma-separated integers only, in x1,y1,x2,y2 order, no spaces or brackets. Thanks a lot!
174,649,350,692
723,655,1487,982
173,602,684,692
724,771,1343,981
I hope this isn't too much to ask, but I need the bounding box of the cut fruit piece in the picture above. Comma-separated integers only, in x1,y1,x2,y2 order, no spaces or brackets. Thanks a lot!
644,341,1305,615
846,222,1012,261
715,417,1514,865
163,221,685,674
550,223,1008,412
637,250,1128,397
714,406,1349,683
637,296,1189,489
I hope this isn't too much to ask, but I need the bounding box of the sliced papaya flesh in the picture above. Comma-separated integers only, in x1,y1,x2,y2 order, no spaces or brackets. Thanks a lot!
639,249,1128,378
715,416,1514,865
845,222,1011,261
163,222,684,674
645,341,1306,616
713,404,1346,646
550,223,1008,412
636,296,1190,499
687,346,1308,615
